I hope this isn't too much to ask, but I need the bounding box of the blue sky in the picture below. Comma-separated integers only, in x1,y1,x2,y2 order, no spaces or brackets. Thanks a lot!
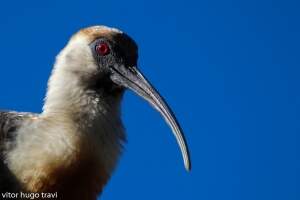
0,0,300,199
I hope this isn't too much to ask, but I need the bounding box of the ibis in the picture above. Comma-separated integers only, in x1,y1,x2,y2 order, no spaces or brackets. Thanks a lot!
0,26,191,200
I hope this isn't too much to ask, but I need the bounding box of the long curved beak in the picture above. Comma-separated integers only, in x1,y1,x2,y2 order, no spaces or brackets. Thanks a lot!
110,64,191,171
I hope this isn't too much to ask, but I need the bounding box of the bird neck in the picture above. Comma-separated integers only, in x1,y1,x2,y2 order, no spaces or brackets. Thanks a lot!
39,60,126,191
43,61,121,117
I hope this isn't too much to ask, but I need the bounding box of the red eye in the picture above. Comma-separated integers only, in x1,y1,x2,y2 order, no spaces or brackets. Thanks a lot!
95,42,110,56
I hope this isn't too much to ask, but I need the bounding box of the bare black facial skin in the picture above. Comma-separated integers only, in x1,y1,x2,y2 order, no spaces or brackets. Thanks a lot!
89,34,138,93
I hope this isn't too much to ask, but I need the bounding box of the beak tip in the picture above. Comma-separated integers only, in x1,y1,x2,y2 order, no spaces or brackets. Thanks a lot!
185,161,192,172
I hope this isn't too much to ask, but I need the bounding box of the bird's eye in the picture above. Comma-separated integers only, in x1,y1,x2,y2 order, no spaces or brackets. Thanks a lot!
95,42,110,56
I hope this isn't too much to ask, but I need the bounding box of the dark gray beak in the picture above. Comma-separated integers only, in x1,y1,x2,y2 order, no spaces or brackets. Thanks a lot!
110,65,191,171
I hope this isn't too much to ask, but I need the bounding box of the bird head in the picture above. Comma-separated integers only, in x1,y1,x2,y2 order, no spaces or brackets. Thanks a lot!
56,26,191,171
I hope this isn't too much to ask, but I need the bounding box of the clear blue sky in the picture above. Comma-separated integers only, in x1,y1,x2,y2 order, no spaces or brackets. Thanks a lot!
0,0,299,199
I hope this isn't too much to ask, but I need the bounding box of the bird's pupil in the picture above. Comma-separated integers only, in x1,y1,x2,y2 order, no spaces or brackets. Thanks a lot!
96,42,110,56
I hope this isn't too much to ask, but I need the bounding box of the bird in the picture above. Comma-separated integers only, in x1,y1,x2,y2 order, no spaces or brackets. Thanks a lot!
0,25,191,200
